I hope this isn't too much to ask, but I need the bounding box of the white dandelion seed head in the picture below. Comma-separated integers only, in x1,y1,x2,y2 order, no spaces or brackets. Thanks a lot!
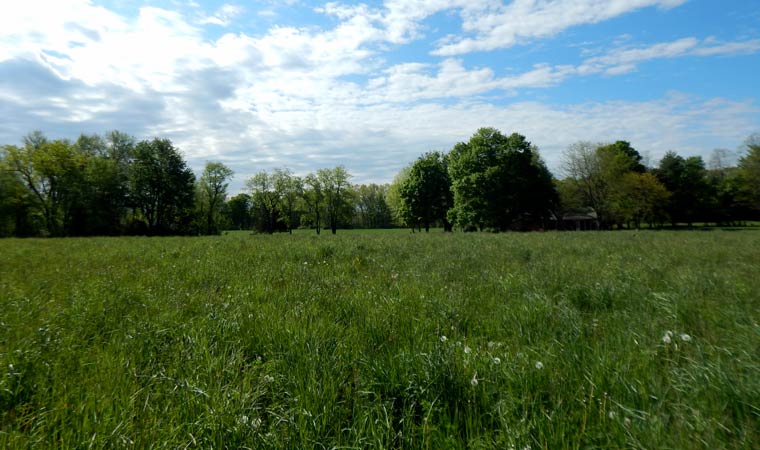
440,335,448,343
680,333,691,342
470,373,478,386
608,410,616,419
492,357,501,365
662,334,671,344
464,346,472,354
624,417,632,428
263,375,274,383
487,341,495,349
535,361,544,370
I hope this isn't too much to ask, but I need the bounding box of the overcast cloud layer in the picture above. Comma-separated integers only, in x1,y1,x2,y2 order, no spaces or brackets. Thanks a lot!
1,0,758,191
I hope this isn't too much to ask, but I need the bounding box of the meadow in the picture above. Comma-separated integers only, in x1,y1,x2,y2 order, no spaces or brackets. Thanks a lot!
0,230,758,449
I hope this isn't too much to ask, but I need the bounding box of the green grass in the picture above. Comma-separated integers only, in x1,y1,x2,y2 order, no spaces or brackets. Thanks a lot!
1,230,758,449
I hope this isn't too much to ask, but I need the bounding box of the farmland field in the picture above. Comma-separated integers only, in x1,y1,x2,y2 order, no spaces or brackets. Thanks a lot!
0,230,758,449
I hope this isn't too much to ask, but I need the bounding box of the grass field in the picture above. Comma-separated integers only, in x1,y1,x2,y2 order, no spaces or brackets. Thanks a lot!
1,230,758,449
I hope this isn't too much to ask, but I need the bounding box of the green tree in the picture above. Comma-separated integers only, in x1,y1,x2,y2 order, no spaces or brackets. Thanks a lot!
737,133,760,218
448,128,557,231
386,166,411,227
224,193,253,230
615,172,670,229
302,173,325,234
129,138,196,235
561,140,643,228
0,150,41,236
400,152,453,232
276,170,302,234
354,183,393,228
246,170,283,234
4,134,87,236
199,162,234,234
317,166,353,234
655,152,712,226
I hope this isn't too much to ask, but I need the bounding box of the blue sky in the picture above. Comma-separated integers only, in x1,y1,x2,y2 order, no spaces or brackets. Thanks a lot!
1,0,759,192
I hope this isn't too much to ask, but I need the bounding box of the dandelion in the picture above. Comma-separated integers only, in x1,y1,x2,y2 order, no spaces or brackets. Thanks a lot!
535,361,544,370
680,333,691,342
464,346,472,354
487,341,495,349
608,410,616,419
624,417,632,428
470,372,478,387
662,330,673,344
263,375,274,383
440,335,448,343
492,357,501,365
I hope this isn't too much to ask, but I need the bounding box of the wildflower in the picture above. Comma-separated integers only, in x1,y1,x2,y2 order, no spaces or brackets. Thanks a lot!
464,346,472,354
470,372,478,387
679,333,691,342
608,410,616,419
263,375,274,383
492,357,501,365
440,335,448,343
624,417,632,428
662,330,673,344
535,361,544,370
487,341,495,349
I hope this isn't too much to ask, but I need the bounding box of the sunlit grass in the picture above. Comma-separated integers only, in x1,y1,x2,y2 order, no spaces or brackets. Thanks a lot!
1,230,758,448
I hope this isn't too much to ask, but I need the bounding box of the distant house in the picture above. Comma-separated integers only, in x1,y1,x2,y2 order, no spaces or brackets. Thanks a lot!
560,208,598,231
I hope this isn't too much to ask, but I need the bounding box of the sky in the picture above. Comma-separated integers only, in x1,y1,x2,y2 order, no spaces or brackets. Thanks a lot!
1,0,759,193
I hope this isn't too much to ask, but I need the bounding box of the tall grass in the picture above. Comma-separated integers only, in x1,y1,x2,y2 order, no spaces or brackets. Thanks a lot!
1,230,758,448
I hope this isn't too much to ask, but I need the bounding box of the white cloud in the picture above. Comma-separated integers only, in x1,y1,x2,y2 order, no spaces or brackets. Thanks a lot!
200,4,245,26
0,0,758,193
432,0,688,55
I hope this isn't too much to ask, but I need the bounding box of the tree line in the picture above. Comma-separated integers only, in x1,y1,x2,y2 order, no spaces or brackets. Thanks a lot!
1,128,758,237
397,128,760,231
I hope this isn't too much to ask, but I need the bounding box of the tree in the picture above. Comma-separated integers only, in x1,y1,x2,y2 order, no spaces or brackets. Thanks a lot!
4,134,87,236
199,162,234,234
0,149,41,236
561,140,644,228
615,172,670,229
655,152,712,226
386,166,411,227
737,133,760,218
246,170,284,234
129,138,196,234
448,128,558,231
317,166,353,234
354,183,393,228
400,152,453,232
301,173,325,234
598,141,646,173
276,169,302,234
224,193,253,230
